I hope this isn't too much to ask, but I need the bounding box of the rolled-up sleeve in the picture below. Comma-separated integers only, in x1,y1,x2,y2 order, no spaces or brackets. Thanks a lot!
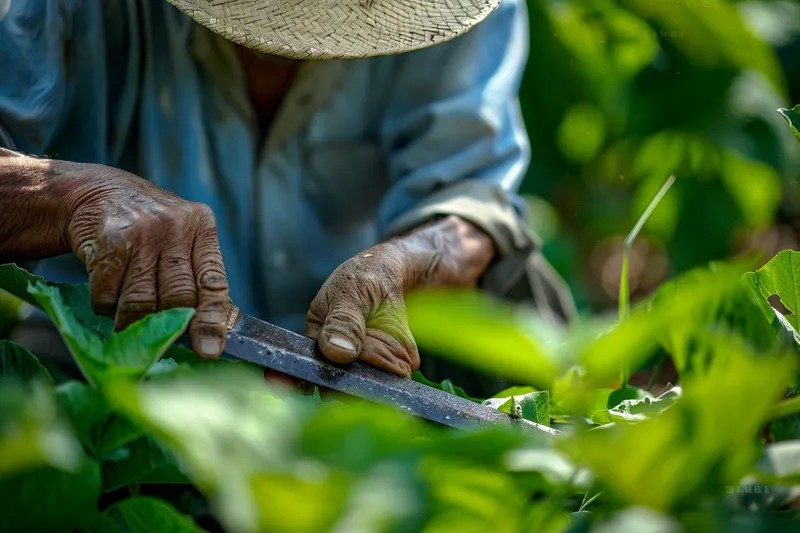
377,0,576,323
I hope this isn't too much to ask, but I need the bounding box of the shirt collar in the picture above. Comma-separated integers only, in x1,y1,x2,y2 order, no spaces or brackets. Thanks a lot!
189,23,351,150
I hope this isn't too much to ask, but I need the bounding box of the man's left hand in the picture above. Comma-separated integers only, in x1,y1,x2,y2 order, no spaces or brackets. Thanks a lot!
305,216,496,377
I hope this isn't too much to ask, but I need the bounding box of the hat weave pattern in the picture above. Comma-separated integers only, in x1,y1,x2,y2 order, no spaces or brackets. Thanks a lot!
167,0,502,59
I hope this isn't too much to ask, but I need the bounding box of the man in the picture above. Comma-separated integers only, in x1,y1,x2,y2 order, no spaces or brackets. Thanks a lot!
0,0,574,383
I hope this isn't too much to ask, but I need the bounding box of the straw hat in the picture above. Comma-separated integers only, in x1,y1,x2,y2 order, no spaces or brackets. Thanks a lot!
167,0,503,60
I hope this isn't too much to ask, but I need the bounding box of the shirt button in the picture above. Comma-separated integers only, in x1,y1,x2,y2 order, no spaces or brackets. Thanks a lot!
271,250,287,267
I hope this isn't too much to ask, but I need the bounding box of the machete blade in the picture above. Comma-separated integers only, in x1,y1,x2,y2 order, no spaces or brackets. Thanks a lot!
179,307,558,439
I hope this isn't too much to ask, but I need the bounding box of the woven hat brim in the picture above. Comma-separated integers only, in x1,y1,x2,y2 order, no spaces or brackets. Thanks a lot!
167,0,502,60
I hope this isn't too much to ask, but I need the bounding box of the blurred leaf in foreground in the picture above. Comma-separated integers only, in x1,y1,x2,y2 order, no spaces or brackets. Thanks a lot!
559,337,794,512
406,290,558,389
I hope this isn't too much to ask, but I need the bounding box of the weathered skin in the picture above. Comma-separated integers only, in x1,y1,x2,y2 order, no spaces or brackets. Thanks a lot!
1,148,496,377
306,215,495,377
0,148,230,358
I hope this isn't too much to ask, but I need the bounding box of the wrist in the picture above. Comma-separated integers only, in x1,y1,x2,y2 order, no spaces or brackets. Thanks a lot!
393,215,496,291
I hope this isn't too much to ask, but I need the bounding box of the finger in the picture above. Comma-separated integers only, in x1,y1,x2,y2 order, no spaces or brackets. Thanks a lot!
157,223,197,311
189,205,229,359
317,293,367,365
359,301,420,378
115,240,160,332
81,238,128,318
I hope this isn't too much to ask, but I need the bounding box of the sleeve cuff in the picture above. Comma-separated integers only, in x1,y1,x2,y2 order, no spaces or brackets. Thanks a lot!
383,179,577,325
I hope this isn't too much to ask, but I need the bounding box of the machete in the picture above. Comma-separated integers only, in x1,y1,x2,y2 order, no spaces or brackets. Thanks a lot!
179,306,558,439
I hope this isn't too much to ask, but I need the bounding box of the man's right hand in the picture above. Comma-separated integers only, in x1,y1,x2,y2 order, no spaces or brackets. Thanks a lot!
0,149,230,358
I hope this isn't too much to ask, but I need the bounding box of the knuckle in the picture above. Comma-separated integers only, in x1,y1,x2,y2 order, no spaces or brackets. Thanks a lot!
191,202,216,224
118,290,158,315
191,321,225,339
197,266,228,292
159,284,197,309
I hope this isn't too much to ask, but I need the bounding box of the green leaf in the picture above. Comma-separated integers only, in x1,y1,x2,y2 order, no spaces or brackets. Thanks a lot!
596,387,682,424
103,366,316,533
56,382,109,455
778,105,800,143
100,308,194,381
98,497,204,533
102,436,188,492
55,380,145,459
559,341,795,511
28,280,193,384
0,264,113,337
411,371,481,402
607,385,644,410
742,250,800,332
406,290,557,389
484,392,550,426
0,340,51,384
0,379,83,476
0,459,102,533
27,282,107,385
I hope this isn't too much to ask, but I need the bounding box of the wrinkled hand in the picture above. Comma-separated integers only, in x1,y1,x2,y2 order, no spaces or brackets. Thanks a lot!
57,161,230,358
306,216,495,377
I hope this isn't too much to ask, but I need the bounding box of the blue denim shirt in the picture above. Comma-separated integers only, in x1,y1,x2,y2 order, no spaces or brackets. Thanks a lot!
0,0,531,333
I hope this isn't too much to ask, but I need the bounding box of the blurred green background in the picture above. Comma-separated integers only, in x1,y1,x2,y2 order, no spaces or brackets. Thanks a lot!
517,0,800,313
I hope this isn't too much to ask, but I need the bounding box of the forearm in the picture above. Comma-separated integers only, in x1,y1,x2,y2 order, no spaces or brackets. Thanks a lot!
393,215,497,291
0,148,72,262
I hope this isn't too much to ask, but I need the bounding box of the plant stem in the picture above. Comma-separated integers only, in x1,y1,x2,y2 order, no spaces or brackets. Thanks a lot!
618,175,676,386
768,395,800,421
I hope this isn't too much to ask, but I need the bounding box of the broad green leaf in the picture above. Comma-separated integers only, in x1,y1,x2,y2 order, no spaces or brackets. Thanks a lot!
419,457,527,533
595,387,681,425
406,290,557,389
100,308,194,380
504,447,594,490
102,436,188,492
0,340,51,384
755,441,800,485
0,459,102,533
0,380,83,476
743,250,800,327
299,400,426,474
250,472,352,533
104,366,316,533
29,280,193,383
778,105,800,143
559,341,794,511
28,282,107,385
0,264,113,337
56,382,109,455
55,381,143,458
97,497,203,533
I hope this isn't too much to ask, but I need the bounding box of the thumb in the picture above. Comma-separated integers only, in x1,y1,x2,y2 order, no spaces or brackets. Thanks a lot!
315,293,367,365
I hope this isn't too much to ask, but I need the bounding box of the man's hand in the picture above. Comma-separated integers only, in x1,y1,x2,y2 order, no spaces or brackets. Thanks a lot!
306,215,496,377
0,149,230,358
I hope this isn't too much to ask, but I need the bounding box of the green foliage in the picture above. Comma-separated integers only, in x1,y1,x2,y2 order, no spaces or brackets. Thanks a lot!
1,248,799,532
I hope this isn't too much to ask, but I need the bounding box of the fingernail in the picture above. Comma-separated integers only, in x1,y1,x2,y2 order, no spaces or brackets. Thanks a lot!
200,339,222,357
328,335,356,353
